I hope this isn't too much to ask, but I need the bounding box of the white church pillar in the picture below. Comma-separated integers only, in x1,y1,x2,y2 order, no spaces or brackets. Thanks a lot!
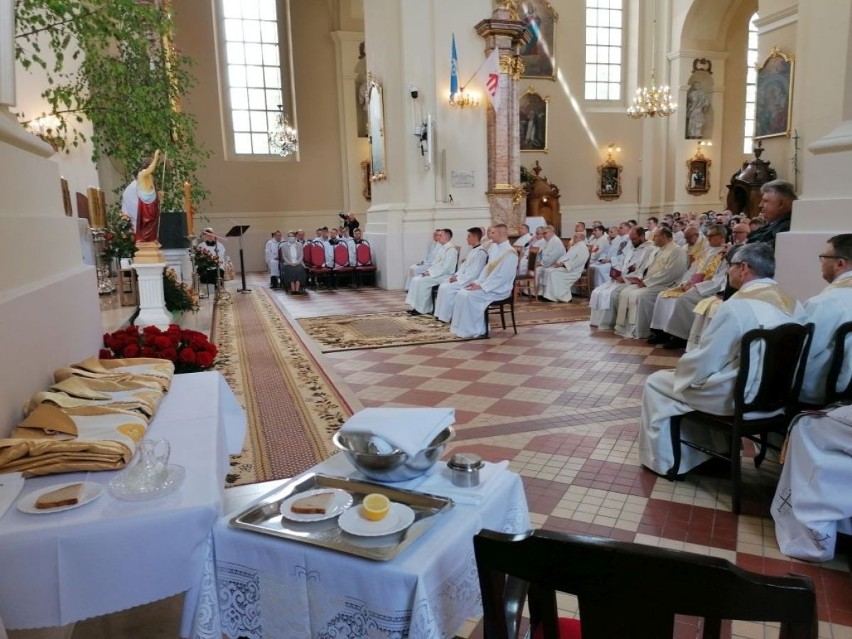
775,1,852,299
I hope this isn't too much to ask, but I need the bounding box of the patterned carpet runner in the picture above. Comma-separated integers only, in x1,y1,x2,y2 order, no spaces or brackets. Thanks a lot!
298,300,591,352
212,287,354,486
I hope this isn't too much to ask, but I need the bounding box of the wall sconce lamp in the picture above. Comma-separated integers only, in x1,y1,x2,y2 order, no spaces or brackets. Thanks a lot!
605,143,621,161
24,115,65,152
449,87,480,109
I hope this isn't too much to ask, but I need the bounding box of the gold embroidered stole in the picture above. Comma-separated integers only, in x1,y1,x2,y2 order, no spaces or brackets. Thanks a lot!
826,274,852,290
484,247,514,276
730,282,797,315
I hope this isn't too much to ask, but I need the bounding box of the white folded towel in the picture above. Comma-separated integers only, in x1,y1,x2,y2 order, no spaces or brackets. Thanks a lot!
0,473,25,520
413,460,510,506
339,407,455,457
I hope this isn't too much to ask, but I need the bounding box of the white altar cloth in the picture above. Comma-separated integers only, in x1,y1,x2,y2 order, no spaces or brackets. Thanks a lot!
0,371,246,630
190,454,531,639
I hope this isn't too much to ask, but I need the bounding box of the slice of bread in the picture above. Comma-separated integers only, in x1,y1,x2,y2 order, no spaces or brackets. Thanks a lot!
35,483,84,510
290,491,335,515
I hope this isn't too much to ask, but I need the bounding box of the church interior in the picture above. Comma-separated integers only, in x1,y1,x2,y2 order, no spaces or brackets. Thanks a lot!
2,0,852,637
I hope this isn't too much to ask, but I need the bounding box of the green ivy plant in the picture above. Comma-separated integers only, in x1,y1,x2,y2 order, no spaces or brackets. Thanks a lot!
14,0,210,213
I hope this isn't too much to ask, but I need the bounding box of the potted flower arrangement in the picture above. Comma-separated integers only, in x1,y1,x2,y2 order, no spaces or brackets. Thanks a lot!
102,210,137,262
191,245,219,271
100,325,218,373
163,267,199,316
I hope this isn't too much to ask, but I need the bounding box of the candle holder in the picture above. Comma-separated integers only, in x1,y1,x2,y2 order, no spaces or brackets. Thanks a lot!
91,228,116,296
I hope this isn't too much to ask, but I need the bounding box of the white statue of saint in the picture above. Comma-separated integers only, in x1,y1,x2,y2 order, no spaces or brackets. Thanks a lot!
686,82,710,139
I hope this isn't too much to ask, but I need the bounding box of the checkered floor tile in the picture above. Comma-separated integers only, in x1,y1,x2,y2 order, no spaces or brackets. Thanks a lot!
259,276,852,638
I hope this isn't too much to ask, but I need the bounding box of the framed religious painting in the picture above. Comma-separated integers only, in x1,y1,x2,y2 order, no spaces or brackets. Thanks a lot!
520,87,549,152
360,160,372,201
367,74,387,181
519,0,558,79
597,158,621,201
754,47,794,139
685,149,711,195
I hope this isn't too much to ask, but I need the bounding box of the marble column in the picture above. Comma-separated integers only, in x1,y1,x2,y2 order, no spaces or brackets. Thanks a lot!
475,5,529,235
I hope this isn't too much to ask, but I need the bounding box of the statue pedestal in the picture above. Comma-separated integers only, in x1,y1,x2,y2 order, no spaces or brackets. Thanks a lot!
132,263,171,329
134,241,165,264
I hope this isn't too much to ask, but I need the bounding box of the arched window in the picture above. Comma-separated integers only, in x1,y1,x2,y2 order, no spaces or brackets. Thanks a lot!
217,0,295,156
584,0,623,101
742,12,759,153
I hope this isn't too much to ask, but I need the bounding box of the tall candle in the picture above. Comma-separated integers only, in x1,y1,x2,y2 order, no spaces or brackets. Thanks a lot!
183,181,193,235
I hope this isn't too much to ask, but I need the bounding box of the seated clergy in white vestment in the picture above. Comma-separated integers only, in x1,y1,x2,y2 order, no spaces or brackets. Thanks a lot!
586,225,610,263
450,224,519,338
772,404,852,562
405,229,457,315
638,243,808,477
518,226,545,276
589,227,656,330
614,227,687,339
435,227,489,322
404,229,441,291
513,224,532,251
589,222,632,289
534,225,567,294
647,224,728,348
541,232,590,303
799,234,852,404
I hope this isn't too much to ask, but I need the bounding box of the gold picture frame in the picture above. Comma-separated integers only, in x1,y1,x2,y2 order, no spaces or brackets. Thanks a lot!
754,47,794,140
519,0,558,80
597,157,622,201
685,149,711,195
520,86,549,152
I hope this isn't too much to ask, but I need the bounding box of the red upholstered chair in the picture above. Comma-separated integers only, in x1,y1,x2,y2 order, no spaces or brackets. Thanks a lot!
332,242,355,287
304,242,332,288
474,528,817,639
354,241,377,286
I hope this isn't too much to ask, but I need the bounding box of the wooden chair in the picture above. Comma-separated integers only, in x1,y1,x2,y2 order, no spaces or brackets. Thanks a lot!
825,320,852,404
571,257,593,299
669,322,814,513
514,247,539,303
485,295,517,338
474,528,818,639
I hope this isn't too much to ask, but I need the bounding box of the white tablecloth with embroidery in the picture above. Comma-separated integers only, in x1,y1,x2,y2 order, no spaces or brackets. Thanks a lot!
0,371,246,631
190,454,530,639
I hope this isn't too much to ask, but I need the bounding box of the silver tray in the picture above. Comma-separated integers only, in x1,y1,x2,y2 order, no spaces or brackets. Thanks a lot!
229,473,454,561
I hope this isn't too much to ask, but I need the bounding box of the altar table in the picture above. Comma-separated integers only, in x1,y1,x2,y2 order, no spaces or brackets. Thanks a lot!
189,454,531,639
0,371,246,631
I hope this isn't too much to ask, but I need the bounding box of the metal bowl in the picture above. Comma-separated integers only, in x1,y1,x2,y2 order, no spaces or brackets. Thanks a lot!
332,426,455,482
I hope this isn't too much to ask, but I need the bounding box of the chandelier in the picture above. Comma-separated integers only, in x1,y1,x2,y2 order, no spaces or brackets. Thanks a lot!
627,0,676,119
627,71,677,118
449,88,480,109
269,106,299,157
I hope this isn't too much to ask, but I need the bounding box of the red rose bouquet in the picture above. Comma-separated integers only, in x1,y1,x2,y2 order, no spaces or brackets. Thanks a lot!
100,325,218,374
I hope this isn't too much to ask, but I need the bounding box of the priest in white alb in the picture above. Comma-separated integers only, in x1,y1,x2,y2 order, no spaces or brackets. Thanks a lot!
798,233,852,404
405,229,457,315
541,232,590,303
534,225,566,294
450,224,519,338
614,227,688,339
648,224,728,349
404,229,441,291
589,226,656,330
434,227,489,322
638,243,808,477
589,222,632,289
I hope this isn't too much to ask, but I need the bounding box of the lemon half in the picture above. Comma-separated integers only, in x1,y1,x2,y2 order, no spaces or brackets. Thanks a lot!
362,493,390,521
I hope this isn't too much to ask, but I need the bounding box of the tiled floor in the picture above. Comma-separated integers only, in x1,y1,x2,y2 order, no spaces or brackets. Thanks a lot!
41,276,849,639
270,282,852,639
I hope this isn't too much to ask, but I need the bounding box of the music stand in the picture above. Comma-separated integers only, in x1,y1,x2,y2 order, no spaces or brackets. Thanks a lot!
226,225,251,293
